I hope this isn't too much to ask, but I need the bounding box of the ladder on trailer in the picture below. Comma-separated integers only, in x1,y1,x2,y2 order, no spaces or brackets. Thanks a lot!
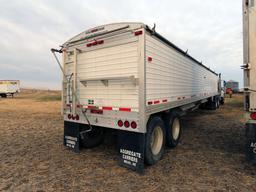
51,48,93,132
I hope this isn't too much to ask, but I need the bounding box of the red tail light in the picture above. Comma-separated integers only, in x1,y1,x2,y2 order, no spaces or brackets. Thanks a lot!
75,114,79,120
148,101,153,105
92,41,98,46
68,114,71,119
131,121,137,129
134,30,143,36
97,40,104,44
87,40,104,47
91,109,103,114
91,28,98,33
250,112,256,120
124,121,130,128
72,115,75,120
118,120,123,127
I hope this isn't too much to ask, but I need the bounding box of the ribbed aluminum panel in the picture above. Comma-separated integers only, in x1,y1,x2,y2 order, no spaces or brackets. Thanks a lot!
145,33,218,105
75,33,140,109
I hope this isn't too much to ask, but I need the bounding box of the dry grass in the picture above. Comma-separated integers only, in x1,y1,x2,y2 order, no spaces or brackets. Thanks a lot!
0,91,256,191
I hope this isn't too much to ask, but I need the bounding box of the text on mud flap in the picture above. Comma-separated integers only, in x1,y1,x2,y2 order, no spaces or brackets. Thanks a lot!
250,142,256,153
120,149,142,167
65,136,78,149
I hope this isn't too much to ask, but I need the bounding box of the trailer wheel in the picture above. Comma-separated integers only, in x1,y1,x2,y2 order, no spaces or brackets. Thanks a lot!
220,97,224,105
0,94,7,98
145,116,166,165
164,112,182,148
80,127,105,148
208,97,218,110
216,98,220,108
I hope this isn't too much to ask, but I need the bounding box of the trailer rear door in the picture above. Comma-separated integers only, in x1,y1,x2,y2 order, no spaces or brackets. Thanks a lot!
63,24,144,112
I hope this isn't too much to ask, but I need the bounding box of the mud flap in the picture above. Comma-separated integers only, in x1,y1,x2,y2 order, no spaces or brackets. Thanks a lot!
245,123,256,164
64,121,80,153
118,131,145,174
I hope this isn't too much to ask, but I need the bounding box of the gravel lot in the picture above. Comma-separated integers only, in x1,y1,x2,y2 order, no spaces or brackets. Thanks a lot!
0,90,256,191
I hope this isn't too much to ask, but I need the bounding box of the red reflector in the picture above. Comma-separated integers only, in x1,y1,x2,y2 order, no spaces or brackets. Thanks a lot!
97,40,104,44
162,99,167,103
131,121,137,129
148,57,152,62
148,101,153,105
250,112,256,120
91,29,98,33
91,109,103,114
103,106,112,110
118,120,123,127
154,100,160,104
87,43,92,47
124,121,130,128
92,41,98,46
72,115,75,120
134,30,143,36
119,108,131,112
68,114,71,119
75,114,79,120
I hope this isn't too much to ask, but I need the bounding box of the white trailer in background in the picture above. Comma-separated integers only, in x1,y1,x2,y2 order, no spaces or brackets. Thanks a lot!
0,80,20,98
243,0,256,162
52,22,221,172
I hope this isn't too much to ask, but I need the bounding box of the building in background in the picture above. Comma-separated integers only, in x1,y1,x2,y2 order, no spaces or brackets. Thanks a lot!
226,80,239,93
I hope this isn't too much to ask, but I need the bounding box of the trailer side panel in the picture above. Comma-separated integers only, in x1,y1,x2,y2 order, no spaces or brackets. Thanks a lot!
145,33,219,114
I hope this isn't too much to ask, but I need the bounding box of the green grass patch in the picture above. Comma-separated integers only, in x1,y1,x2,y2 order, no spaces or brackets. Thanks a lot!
37,94,61,101
225,95,244,108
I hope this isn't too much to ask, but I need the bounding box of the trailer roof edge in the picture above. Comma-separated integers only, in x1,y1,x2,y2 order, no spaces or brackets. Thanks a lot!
144,25,218,76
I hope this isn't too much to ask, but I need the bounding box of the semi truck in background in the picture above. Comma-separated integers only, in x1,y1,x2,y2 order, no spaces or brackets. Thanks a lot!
52,22,221,172
243,0,256,162
0,80,20,98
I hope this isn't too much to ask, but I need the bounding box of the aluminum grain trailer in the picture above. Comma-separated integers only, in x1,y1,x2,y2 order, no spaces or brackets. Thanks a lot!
51,22,221,172
242,0,256,162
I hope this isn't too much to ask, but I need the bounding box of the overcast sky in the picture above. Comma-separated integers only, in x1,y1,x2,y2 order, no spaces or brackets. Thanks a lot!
0,0,243,89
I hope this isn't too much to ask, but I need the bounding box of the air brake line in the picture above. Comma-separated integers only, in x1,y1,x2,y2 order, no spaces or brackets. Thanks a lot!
51,48,93,135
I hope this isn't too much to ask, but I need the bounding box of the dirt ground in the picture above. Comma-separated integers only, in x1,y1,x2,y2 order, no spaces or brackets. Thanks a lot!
1,90,256,192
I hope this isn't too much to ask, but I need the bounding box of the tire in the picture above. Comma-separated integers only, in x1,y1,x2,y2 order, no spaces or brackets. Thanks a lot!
164,112,182,148
208,97,217,110
216,97,220,108
80,126,105,148
145,116,166,165
220,97,224,105
0,94,7,98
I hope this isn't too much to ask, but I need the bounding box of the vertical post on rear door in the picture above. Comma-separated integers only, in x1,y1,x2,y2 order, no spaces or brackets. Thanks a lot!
73,48,78,114
138,28,147,133
61,50,67,115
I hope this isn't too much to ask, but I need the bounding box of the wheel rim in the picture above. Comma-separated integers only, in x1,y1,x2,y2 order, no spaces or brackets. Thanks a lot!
150,126,163,155
172,118,180,140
